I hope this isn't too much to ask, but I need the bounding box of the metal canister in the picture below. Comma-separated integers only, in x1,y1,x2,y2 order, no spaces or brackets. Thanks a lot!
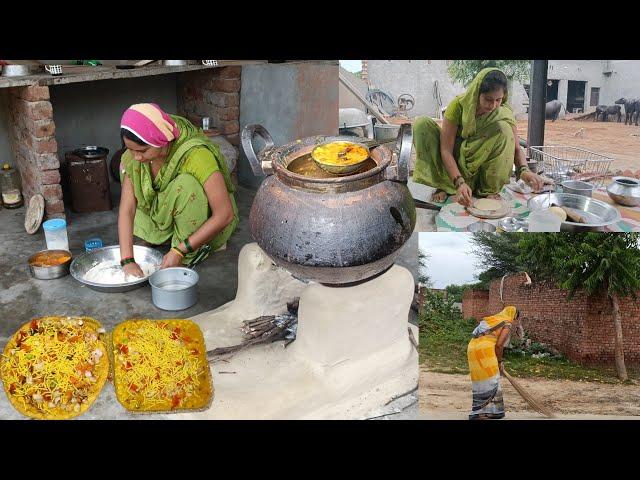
0,163,23,208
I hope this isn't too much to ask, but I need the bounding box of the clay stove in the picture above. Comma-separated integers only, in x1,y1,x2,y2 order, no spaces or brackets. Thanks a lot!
173,126,418,419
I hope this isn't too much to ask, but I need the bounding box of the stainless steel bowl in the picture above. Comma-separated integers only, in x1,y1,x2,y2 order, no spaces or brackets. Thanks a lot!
467,221,497,232
28,249,72,280
1,64,33,77
374,124,401,142
70,245,163,292
606,176,640,207
560,180,595,197
528,192,621,231
163,60,188,66
149,267,199,311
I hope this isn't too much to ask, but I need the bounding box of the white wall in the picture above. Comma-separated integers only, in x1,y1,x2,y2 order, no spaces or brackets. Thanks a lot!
366,60,465,119
547,60,604,112
600,60,640,105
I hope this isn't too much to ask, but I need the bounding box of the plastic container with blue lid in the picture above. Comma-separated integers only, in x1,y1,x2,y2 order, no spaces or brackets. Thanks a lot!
42,219,69,251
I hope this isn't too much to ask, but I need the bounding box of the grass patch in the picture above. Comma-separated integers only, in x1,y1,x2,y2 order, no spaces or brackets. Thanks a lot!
419,299,639,384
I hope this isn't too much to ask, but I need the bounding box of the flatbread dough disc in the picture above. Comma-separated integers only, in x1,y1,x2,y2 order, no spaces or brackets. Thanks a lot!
474,198,503,211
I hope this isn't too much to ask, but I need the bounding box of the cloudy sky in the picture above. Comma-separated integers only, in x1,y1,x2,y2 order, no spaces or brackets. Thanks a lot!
339,60,362,73
419,233,480,288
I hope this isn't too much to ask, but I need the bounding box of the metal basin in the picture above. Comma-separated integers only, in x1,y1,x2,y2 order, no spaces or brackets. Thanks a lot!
528,192,621,231
28,249,72,280
149,267,199,311
70,245,163,292
560,180,594,197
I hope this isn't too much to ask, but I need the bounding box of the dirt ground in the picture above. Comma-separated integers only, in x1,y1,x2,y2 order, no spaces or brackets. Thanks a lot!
420,367,640,420
516,117,640,174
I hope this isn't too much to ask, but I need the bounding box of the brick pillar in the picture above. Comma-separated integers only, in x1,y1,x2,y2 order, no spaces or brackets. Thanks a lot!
7,85,64,218
176,66,241,147
360,60,369,86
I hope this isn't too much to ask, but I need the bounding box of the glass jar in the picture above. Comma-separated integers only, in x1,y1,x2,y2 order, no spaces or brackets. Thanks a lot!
43,219,70,251
0,163,23,208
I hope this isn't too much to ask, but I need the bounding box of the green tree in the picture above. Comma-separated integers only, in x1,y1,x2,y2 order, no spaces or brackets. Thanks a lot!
448,60,531,86
518,233,640,381
418,249,432,287
469,232,526,282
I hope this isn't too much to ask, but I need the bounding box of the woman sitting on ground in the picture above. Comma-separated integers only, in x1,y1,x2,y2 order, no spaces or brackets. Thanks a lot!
412,68,545,206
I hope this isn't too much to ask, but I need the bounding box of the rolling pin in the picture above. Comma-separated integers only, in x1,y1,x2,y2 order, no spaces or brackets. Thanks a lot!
551,203,587,224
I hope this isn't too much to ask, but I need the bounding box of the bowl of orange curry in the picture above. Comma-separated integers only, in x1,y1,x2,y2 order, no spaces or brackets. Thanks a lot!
28,249,73,280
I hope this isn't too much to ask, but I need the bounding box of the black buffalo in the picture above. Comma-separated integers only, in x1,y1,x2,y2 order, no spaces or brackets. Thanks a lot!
615,98,640,126
545,100,564,121
595,105,622,122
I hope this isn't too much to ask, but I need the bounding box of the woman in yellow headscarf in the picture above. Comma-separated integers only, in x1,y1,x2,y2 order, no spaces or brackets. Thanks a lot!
412,68,545,207
467,305,519,420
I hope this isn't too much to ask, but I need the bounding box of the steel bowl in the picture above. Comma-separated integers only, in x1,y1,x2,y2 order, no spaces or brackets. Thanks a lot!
560,180,595,197
528,192,621,232
70,245,163,292
373,124,401,142
73,146,109,159
311,140,371,176
28,249,72,280
467,221,497,232
606,176,640,207
149,267,199,311
1,64,33,77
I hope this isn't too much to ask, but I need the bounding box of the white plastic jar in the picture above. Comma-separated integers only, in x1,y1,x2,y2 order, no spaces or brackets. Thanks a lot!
42,219,70,251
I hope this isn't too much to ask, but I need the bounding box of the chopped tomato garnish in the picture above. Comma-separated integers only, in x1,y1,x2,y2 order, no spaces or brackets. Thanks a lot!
173,327,181,335
20,344,31,352
129,384,139,392
182,335,192,343
119,344,129,354
124,361,133,371
69,376,79,386
43,393,52,401
30,320,39,330
171,394,182,409
68,335,80,343
190,349,199,355
9,384,16,394
57,332,66,342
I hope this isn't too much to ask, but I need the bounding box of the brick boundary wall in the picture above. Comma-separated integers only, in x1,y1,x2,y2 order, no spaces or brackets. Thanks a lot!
461,272,640,366
6,85,64,218
176,66,241,148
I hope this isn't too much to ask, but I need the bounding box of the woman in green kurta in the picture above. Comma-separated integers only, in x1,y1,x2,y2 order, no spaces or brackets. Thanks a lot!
413,68,545,206
117,103,238,277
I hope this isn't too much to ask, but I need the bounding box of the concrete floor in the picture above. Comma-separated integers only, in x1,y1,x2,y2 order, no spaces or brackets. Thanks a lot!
0,182,420,419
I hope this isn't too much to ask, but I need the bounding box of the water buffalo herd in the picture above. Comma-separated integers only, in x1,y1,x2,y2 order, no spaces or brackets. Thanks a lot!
593,98,639,125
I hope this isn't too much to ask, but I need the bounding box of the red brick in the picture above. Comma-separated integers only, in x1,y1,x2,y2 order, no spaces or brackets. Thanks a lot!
33,137,58,154
41,184,63,201
36,154,60,170
15,100,53,121
41,169,61,185
210,78,241,93
15,86,50,102
217,66,242,79
204,92,239,108
45,200,65,216
30,119,56,138
217,106,239,121
220,120,239,135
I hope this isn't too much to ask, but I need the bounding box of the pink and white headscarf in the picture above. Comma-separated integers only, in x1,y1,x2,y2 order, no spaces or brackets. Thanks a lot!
120,103,180,147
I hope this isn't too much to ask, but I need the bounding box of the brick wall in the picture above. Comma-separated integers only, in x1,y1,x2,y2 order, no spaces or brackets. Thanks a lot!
6,85,64,218
176,66,241,147
462,289,490,320
461,272,640,366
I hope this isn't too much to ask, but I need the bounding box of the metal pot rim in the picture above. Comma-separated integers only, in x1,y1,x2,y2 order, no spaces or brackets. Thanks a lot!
149,267,199,290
